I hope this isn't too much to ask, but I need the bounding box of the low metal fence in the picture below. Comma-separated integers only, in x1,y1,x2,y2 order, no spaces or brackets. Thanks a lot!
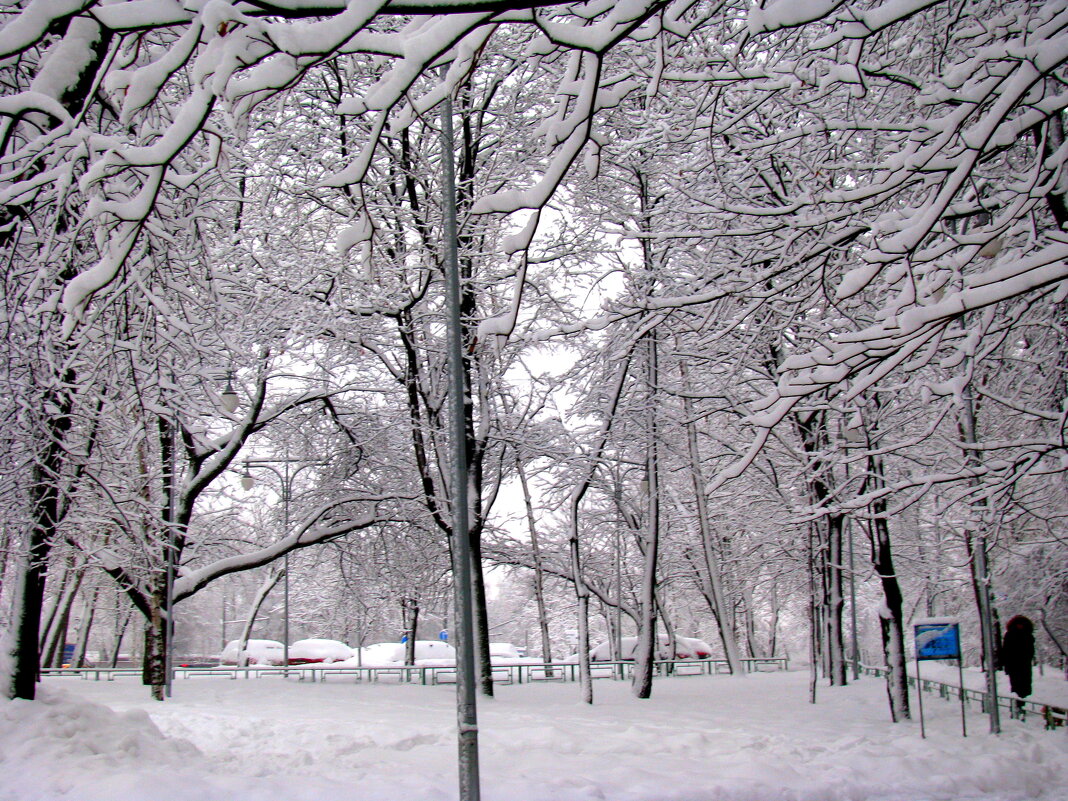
860,664,1067,729
40,656,788,685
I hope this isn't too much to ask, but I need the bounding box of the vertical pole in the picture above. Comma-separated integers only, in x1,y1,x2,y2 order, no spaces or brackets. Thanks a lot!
916,655,926,739
974,538,1000,733
614,483,623,670
958,658,968,737
165,417,177,698
848,515,859,680
441,68,481,801
960,370,1000,734
283,462,291,674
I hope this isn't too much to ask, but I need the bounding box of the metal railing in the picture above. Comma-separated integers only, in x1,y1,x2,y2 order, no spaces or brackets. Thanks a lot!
860,664,1067,729
39,656,788,685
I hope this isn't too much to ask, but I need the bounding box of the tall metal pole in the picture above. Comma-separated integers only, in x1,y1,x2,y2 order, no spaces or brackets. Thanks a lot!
961,374,1000,734
165,417,177,698
441,70,481,801
283,460,291,673
240,458,321,670
848,515,859,680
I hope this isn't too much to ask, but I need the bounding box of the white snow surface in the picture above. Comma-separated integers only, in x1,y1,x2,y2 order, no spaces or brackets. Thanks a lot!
3,670,1067,801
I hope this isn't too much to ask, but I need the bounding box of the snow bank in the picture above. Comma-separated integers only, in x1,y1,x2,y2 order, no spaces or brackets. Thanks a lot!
0,687,209,801
5,671,1068,800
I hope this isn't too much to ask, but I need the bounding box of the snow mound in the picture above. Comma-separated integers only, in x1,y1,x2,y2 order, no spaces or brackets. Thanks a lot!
0,687,204,800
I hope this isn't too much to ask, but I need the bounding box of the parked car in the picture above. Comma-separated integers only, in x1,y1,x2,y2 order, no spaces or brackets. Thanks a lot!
357,640,457,665
489,642,522,660
286,639,354,665
177,656,220,668
589,635,714,661
219,639,285,666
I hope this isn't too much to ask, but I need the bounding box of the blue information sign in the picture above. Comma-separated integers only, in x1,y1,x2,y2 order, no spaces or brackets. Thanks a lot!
914,622,961,660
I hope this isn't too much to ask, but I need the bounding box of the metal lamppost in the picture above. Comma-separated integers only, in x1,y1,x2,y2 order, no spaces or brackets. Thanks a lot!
239,458,322,669
440,67,481,801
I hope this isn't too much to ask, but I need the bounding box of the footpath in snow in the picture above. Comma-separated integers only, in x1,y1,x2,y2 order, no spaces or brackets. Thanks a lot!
2,669,1067,801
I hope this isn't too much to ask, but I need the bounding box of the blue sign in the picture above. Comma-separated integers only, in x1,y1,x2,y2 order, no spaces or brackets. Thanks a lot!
914,622,961,660
439,629,448,642
400,634,408,644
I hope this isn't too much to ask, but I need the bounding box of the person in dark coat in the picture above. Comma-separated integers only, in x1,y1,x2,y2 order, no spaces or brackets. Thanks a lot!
998,615,1035,714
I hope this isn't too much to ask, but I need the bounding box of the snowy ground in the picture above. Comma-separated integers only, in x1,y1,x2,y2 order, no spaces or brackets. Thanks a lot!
3,669,1067,801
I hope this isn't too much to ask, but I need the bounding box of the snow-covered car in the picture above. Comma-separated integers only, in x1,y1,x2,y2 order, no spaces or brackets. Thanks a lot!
286,639,354,665
589,635,714,661
489,642,522,660
356,640,457,666
219,639,285,666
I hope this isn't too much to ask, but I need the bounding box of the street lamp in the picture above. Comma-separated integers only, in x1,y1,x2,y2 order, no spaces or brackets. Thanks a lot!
220,372,240,414
238,457,323,669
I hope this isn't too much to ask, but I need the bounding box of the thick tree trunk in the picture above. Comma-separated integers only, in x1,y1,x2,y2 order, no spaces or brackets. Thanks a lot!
826,514,847,686
403,598,419,665
794,408,847,686
632,332,659,700
869,453,910,722
6,379,74,700
142,587,167,702
468,533,494,697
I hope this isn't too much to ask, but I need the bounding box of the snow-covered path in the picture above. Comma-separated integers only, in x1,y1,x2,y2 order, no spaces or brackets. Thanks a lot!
3,670,1067,800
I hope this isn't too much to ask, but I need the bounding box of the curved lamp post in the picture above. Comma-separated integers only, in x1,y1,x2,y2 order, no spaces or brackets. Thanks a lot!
238,457,322,669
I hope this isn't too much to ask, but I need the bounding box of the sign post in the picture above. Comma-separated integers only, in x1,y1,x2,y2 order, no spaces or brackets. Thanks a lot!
913,618,965,738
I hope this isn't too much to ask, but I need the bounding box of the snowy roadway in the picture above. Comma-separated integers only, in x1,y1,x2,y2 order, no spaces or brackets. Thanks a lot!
2,670,1067,800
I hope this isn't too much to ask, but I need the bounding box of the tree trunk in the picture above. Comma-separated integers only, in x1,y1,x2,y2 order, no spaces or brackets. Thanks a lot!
110,605,132,668
235,567,284,668
869,453,910,722
6,376,75,699
403,598,419,666
569,496,593,704
38,565,70,649
825,514,847,686
794,408,847,686
632,331,659,700
41,571,83,668
741,586,767,659
680,362,744,673
71,585,99,668
959,375,1001,733
517,460,554,671
142,585,168,701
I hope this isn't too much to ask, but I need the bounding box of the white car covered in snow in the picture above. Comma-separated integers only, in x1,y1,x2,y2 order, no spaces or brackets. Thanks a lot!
219,639,285,666
353,640,457,666
286,639,354,665
589,635,714,661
